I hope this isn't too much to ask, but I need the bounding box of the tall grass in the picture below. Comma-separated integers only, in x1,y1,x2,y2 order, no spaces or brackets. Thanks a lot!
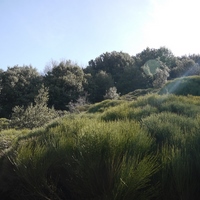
141,112,200,146
87,99,124,113
141,112,200,200
160,145,200,200
1,118,159,200
101,94,200,122
2,94,200,199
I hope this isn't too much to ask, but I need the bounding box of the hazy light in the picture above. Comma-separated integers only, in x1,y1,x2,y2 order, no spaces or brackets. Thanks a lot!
142,0,200,56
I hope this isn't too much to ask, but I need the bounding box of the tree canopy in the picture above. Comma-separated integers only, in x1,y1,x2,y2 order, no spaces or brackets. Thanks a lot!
44,60,86,110
1,47,200,119
0,65,42,118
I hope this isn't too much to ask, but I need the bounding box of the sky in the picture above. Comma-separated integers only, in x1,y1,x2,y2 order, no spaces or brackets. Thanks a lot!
1,0,200,72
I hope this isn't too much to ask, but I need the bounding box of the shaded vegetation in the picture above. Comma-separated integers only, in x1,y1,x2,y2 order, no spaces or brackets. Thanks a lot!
1,47,200,118
159,76,200,96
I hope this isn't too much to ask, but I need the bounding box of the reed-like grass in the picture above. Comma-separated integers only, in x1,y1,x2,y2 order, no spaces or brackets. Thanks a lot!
2,93,200,199
87,99,124,113
141,112,200,146
1,118,159,200
101,94,200,122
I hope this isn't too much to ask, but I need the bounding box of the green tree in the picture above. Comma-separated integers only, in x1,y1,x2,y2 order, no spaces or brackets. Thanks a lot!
134,47,176,68
189,54,200,65
170,58,196,78
153,66,170,88
10,85,58,129
141,59,170,88
86,70,114,103
0,65,42,118
85,51,145,98
117,65,153,95
85,51,135,84
44,60,86,110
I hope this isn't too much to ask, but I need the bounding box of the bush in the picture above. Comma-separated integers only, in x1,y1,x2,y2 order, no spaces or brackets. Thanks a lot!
100,102,130,121
141,112,199,146
101,103,159,122
0,118,10,131
159,76,200,96
10,85,59,129
104,86,120,100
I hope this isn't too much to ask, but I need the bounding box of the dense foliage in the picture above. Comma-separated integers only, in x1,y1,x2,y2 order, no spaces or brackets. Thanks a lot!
10,85,60,129
0,65,42,118
159,76,200,95
1,47,200,118
1,94,200,199
44,60,86,110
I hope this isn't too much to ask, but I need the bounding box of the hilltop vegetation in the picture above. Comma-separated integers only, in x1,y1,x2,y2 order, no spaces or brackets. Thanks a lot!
1,47,200,199
1,47,200,120
159,75,200,96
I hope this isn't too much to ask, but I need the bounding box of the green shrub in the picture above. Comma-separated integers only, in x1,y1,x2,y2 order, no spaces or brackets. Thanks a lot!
159,76,200,96
141,112,199,146
131,94,170,108
101,103,159,122
0,118,10,131
120,88,158,101
100,103,130,121
0,129,29,154
130,94,200,119
10,85,59,129
127,105,158,121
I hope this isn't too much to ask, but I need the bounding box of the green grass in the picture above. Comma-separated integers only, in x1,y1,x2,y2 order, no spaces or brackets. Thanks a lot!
1,118,159,200
101,94,200,122
120,88,158,101
2,93,200,199
87,99,125,113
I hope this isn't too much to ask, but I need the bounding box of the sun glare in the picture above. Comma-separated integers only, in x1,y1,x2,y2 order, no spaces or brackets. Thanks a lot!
142,0,200,56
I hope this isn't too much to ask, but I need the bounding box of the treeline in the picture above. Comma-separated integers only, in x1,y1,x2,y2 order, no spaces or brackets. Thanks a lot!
1,46,200,119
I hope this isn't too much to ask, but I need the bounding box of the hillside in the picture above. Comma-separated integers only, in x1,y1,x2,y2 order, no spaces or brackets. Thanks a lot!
1,93,200,199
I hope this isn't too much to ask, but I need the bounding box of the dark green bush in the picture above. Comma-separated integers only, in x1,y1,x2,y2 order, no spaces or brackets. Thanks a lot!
159,76,200,96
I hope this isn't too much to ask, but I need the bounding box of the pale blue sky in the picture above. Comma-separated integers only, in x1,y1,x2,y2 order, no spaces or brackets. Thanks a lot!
1,0,200,72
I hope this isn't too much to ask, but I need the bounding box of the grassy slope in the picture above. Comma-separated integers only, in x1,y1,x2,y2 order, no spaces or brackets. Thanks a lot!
1,94,200,199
